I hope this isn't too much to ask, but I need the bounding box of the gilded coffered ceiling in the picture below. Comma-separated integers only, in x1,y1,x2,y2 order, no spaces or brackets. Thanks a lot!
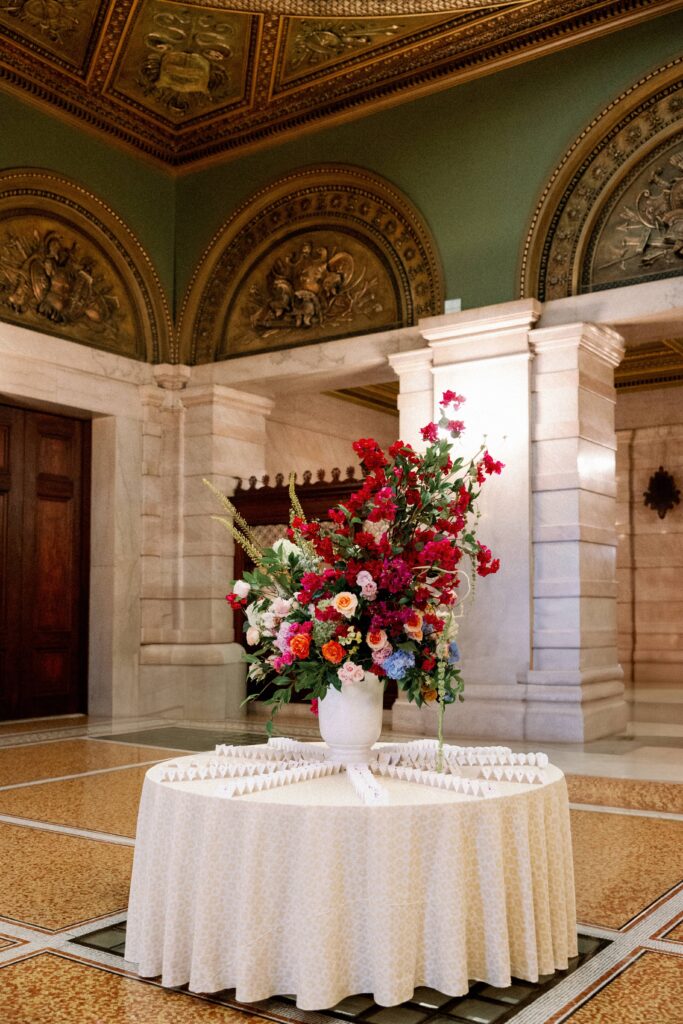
0,0,677,167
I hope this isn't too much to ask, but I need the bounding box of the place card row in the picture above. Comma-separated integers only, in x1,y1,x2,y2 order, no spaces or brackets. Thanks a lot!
376,763,495,797
220,761,341,797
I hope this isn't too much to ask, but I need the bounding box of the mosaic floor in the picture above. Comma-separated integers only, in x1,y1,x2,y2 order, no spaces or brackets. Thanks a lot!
0,721,680,1023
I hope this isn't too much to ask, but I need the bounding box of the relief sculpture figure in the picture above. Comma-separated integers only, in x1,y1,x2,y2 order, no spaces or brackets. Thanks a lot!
247,239,382,335
598,150,683,277
0,227,121,335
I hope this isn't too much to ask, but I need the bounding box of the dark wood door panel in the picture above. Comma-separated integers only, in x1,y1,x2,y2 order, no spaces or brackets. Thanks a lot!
0,406,24,719
0,403,89,720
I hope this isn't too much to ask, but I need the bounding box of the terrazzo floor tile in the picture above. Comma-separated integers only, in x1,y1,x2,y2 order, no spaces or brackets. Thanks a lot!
564,951,683,1023
0,765,150,838
571,810,683,928
0,934,20,951
565,774,683,814
665,921,683,942
0,952,271,1024
0,823,132,931
0,739,183,787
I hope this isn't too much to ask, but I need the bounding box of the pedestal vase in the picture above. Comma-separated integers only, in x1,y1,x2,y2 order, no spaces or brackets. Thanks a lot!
317,672,383,763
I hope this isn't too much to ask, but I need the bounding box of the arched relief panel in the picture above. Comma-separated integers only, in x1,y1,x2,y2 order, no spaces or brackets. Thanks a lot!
0,170,171,362
178,165,444,364
521,59,683,301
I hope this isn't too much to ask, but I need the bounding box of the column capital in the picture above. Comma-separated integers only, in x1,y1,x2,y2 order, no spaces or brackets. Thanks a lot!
182,384,275,418
154,363,192,391
532,322,625,367
387,347,433,392
419,298,541,365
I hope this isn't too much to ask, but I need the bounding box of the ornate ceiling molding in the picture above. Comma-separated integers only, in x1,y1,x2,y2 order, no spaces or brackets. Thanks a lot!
520,58,683,301
0,0,677,167
0,169,172,361
177,164,444,364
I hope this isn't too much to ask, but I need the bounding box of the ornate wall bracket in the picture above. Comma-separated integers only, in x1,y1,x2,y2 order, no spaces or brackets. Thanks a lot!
521,59,683,302
0,170,172,361
178,164,444,364
643,466,681,519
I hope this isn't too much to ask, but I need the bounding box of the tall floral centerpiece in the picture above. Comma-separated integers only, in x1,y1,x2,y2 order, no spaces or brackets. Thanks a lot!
211,391,503,766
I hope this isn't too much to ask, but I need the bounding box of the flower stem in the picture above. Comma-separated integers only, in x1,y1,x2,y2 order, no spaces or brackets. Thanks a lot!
436,699,445,772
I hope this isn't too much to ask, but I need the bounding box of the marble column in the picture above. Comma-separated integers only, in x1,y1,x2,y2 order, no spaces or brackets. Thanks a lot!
139,366,273,722
390,300,540,739
522,323,628,741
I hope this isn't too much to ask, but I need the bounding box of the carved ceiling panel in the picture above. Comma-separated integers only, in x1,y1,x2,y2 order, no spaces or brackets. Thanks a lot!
110,2,258,125
0,0,104,73
275,16,451,90
178,165,443,363
0,0,675,166
0,170,171,361
521,59,683,301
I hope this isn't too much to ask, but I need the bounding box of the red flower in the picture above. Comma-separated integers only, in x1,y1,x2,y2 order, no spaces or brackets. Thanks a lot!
352,438,388,470
483,450,505,475
310,698,319,717
476,543,501,577
421,655,436,671
420,422,439,443
447,420,465,434
440,390,465,409
225,593,246,609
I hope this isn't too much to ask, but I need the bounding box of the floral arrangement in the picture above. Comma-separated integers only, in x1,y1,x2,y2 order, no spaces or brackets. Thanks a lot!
210,390,503,737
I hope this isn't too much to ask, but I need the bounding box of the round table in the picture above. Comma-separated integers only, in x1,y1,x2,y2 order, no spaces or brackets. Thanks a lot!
125,749,577,1010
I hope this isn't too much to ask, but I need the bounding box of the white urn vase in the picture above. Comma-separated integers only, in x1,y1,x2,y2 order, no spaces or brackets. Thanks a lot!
317,672,384,763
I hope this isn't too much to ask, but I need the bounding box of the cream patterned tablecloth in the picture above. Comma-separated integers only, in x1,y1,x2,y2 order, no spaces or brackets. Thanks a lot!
125,749,577,1010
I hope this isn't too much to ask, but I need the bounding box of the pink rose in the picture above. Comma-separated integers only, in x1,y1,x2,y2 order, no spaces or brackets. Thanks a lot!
337,661,365,685
372,644,392,665
361,580,377,601
245,626,260,646
271,597,292,617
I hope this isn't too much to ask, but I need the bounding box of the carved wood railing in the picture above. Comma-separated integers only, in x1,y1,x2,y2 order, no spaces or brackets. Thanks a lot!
230,468,397,709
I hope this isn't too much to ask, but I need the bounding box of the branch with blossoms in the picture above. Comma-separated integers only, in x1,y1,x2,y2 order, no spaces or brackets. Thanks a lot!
218,390,503,734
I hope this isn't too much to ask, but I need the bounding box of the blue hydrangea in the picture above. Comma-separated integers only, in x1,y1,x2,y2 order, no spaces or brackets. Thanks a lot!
448,641,460,664
383,649,416,680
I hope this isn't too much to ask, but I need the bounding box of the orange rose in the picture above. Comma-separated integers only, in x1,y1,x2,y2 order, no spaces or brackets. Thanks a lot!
322,640,344,664
290,634,311,659
332,591,358,618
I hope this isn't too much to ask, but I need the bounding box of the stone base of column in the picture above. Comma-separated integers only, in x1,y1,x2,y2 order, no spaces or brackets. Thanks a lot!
139,643,247,721
392,684,527,741
522,667,628,742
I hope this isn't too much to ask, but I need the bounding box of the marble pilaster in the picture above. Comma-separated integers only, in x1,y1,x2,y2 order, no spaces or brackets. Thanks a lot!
138,372,274,721
390,301,540,739
522,322,628,742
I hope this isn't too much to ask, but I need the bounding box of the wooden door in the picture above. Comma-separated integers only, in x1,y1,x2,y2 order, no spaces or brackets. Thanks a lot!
0,403,90,720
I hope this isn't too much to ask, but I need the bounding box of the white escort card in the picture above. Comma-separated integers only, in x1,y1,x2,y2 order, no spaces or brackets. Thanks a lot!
158,739,552,799
347,765,389,805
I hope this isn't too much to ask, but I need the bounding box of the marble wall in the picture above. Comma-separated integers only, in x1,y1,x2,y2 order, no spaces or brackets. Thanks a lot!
616,387,683,730
266,392,397,480
2,278,682,740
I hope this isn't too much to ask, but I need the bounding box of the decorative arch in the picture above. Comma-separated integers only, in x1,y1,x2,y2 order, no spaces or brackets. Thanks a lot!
0,169,172,362
520,59,683,302
177,164,444,364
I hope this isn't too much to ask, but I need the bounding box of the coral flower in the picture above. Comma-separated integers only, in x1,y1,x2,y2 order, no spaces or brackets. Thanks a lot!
322,640,344,664
404,610,424,641
289,634,311,659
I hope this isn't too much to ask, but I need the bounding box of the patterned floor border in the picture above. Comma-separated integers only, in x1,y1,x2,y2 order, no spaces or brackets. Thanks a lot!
0,725,681,1023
